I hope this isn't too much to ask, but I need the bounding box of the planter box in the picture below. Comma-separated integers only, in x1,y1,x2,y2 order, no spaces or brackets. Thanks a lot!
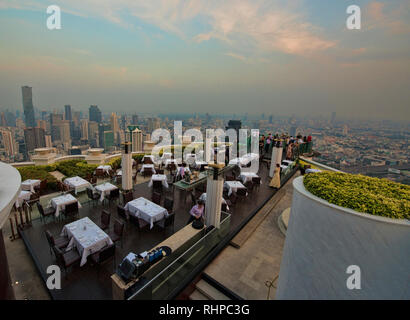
276,176,410,299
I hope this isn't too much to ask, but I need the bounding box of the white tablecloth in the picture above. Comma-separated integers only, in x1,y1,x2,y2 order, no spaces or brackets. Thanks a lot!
124,197,168,229
21,179,41,192
164,159,179,167
199,193,229,210
61,217,113,267
185,153,197,164
64,176,91,194
141,164,156,174
15,191,32,208
148,174,169,188
51,194,82,217
306,168,321,173
95,182,118,202
161,153,172,164
97,165,112,174
239,172,260,184
229,153,259,167
224,181,247,196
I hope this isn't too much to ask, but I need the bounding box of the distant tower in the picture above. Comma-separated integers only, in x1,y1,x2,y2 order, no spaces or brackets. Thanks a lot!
64,105,72,121
331,112,336,124
132,128,143,152
89,105,102,123
110,112,119,133
22,86,35,127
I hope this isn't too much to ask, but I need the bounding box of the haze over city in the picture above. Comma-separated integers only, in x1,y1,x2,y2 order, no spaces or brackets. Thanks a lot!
0,0,409,120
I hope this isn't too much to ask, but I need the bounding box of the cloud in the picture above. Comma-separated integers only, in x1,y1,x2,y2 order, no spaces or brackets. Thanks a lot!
0,0,335,57
366,1,410,34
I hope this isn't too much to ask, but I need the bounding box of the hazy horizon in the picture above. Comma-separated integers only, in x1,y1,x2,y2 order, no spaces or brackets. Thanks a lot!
1,0,409,121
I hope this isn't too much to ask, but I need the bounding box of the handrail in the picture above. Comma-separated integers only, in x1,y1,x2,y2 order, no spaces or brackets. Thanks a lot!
127,213,231,300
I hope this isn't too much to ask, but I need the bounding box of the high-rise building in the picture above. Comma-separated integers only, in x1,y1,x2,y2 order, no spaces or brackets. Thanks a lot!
0,112,7,127
88,121,99,147
132,114,139,125
24,127,46,152
89,105,102,123
45,135,52,148
110,112,119,133
331,112,336,124
50,113,63,142
59,120,71,143
64,105,72,121
0,129,15,156
22,86,36,127
37,119,47,131
80,119,89,140
132,128,143,152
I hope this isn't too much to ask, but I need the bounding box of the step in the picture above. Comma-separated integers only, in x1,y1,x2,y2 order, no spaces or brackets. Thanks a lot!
189,289,209,300
195,280,231,300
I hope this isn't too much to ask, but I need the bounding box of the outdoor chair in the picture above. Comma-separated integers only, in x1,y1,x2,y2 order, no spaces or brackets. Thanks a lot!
90,244,116,275
45,230,69,255
157,213,175,235
37,202,55,224
87,188,100,206
152,192,161,205
98,210,111,230
52,245,81,279
122,191,133,205
108,219,125,248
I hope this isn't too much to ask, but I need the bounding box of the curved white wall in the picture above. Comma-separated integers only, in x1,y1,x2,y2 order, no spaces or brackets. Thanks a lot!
276,176,410,300
0,162,21,228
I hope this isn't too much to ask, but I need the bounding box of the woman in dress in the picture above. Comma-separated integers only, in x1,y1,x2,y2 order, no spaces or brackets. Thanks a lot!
187,199,205,224
269,163,281,189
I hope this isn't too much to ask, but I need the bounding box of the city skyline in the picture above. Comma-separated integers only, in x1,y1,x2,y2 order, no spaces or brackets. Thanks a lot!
0,1,409,120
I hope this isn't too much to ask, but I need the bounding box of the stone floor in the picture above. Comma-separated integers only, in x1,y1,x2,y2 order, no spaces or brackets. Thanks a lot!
203,172,299,300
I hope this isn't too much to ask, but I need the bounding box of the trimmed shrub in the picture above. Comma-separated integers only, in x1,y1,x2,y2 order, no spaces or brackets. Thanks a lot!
17,166,58,190
304,172,410,220
56,160,97,179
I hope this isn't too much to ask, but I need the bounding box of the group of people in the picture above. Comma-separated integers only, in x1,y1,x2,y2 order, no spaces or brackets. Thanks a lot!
259,133,312,161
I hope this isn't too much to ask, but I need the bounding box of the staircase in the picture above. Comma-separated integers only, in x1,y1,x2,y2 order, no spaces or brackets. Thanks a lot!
189,279,231,300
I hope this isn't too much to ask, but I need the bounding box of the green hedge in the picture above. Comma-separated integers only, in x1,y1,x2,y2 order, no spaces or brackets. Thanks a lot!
17,165,58,190
56,160,97,179
304,172,410,220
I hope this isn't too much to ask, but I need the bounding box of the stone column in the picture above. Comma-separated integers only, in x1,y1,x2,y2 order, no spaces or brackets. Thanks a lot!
122,142,133,191
205,166,224,229
276,140,283,168
205,136,212,163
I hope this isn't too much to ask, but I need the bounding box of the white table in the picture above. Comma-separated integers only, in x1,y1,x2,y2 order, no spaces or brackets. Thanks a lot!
141,164,156,174
148,174,169,188
306,168,322,173
161,152,172,164
61,217,113,267
95,182,118,202
97,165,112,174
199,193,229,210
50,194,82,217
229,153,259,167
21,179,41,192
164,159,179,167
185,153,197,163
224,181,247,196
15,191,32,208
124,197,168,229
239,172,260,184
64,176,91,194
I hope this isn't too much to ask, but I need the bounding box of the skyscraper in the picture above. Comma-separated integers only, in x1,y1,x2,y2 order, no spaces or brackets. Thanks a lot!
0,129,15,156
110,112,119,133
64,105,72,121
89,105,102,123
24,127,46,152
22,86,35,127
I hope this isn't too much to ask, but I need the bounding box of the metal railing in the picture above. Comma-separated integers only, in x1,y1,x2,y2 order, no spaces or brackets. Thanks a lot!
127,212,231,300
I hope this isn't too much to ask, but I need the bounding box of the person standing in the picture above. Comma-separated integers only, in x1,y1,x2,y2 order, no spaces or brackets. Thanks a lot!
269,163,281,189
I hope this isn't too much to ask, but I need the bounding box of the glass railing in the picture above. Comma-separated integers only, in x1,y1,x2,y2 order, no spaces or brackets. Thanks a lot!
127,211,231,300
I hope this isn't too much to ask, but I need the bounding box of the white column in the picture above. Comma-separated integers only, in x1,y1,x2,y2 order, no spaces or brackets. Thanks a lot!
205,137,212,162
122,142,133,191
205,174,224,229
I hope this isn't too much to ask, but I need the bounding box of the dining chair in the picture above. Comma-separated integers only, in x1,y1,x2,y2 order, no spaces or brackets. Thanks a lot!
108,219,125,248
98,210,111,230
45,230,69,255
52,245,81,279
